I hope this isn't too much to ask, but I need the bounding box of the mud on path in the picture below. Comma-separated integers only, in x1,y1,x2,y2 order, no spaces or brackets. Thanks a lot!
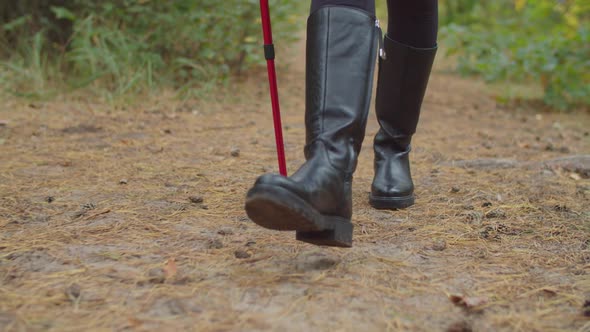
1,38,589,331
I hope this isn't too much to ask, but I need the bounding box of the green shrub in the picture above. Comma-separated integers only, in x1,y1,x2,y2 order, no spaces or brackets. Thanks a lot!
0,0,303,98
440,0,590,110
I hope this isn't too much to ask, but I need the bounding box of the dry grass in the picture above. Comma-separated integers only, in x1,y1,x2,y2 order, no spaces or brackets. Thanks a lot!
0,40,589,332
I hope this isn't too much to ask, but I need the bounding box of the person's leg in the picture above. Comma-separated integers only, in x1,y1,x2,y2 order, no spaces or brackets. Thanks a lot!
310,0,374,14
387,0,438,48
369,0,438,209
246,4,379,247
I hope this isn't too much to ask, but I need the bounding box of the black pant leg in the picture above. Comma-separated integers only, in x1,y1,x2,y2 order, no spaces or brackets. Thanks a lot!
386,0,438,48
310,0,375,15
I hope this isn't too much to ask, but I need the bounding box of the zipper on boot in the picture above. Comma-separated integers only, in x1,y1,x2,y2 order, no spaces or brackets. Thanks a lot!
375,19,386,59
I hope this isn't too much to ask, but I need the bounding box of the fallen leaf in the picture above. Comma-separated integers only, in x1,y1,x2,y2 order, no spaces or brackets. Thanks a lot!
127,316,143,328
518,142,530,149
164,258,177,279
449,294,488,309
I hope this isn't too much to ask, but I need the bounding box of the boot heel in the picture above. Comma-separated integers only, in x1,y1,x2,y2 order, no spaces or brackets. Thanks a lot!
296,220,353,247
369,193,415,210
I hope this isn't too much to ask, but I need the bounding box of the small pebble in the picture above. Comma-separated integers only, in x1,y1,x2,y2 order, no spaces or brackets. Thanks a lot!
119,179,128,185
450,187,460,193
147,268,166,284
465,211,484,223
295,254,340,271
230,147,240,157
188,196,204,204
432,239,447,251
82,203,96,210
234,250,251,259
485,209,507,219
446,320,473,332
308,257,339,270
475,248,488,259
217,228,234,236
207,239,223,249
65,283,82,301
72,210,86,219
572,269,585,276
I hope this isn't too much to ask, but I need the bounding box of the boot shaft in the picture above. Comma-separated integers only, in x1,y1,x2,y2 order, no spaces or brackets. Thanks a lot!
375,35,437,140
304,6,379,175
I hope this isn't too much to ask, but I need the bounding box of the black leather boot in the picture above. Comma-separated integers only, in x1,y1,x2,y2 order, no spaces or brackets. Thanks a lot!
245,6,379,247
369,36,437,210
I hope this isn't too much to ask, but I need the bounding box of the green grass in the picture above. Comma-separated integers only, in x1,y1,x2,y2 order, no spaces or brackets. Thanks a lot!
0,1,304,101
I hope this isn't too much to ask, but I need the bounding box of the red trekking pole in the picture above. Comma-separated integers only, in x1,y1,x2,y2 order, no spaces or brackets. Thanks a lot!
259,0,288,176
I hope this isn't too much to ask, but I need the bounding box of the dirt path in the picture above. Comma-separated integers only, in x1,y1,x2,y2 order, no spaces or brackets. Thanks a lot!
1,36,589,331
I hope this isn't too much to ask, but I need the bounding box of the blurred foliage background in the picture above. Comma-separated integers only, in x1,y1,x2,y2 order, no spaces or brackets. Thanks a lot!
439,0,589,110
0,0,302,99
0,0,588,110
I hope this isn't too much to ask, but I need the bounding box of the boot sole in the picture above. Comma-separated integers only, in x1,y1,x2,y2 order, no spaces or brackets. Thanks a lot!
245,184,353,247
369,193,415,210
